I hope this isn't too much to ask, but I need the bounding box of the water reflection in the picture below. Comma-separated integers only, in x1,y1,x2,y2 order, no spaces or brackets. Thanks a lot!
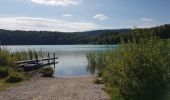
54,50,89,77
7,45,114,77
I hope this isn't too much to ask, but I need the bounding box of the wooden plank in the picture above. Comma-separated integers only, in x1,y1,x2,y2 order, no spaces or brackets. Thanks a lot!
40,62,58,67
41,57,58,61
23,62,58,71
15,57,58,64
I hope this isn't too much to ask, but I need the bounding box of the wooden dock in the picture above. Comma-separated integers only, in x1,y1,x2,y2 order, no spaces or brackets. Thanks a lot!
15,53,58,71
15,57,58,64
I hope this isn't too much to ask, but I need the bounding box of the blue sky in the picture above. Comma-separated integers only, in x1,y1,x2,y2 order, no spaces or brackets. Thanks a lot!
0,0,169,32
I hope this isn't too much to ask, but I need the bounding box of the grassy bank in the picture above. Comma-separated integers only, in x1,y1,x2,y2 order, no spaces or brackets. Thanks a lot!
0,78,18,91
0,66,25,91
0,71,25,91
87,29,170,100
0,46,45,91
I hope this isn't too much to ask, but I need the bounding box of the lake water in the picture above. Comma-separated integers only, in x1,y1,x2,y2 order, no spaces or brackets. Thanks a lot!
7,45,115,77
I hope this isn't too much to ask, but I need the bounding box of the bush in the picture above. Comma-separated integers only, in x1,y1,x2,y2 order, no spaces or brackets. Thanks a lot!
0,67,9,78
87,30,170,100
106,32,170,100
40,67,54,77
6,72,24,83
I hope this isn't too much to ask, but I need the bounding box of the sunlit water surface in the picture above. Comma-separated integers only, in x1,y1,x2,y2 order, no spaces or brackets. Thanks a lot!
7,45,116,77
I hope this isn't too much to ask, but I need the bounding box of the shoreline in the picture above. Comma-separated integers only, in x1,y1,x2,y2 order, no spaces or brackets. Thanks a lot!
0,76,110,100
53,75,96,78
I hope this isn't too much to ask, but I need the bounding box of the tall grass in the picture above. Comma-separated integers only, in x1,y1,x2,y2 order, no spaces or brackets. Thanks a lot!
0,46,44,83
12,49,45,61
86,50,112,76
87,30,170,100
0,46,44,66
0,46,14,66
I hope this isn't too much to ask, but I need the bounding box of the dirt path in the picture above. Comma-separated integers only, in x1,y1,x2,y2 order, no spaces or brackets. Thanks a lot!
0,77,109,100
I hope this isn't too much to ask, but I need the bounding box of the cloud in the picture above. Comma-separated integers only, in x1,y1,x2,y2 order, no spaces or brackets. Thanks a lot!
141,18,154,22
94,14,109,20
0,17,102,32
30,0,81,7
62,14,73,17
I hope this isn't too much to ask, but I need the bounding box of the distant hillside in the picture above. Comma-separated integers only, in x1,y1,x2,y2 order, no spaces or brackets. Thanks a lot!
0,24,169,45
0,29,129,45
80,29,129,36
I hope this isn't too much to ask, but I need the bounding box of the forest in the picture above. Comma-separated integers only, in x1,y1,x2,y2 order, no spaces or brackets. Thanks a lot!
0,24,169,45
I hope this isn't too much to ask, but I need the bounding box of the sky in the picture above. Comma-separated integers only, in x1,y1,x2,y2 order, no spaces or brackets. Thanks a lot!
0,0,169,32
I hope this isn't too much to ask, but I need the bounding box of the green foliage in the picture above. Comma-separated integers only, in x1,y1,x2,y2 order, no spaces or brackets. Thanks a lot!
6,72,24,83
0,67,25,91
104,86,124,100
86,50,112,76
0,46,44,68
86,52,97,74
0,47,38,83
0,28,129,45
12,49,44,61
87,30,170,100
40,67,54,77
0,24,170,45
0,66,24,83
0,67,9,78
0,47,15,66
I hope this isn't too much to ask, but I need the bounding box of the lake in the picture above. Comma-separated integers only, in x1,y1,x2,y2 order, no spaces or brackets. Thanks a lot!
7,45,115,77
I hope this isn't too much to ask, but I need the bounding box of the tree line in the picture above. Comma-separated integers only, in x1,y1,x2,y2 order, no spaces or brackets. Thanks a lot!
0,24,169,45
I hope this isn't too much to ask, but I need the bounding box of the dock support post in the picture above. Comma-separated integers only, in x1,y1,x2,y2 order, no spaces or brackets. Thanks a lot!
35,53,38,62
0,45,1,66
11,54,14,63
47,53,50,64
53,53,55,69
29,51,33,60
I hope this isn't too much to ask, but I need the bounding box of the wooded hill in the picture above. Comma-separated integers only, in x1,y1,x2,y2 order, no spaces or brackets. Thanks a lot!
0,29,129,45
0,24,169,45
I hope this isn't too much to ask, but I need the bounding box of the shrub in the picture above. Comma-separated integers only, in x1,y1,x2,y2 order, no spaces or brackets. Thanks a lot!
6,72,24,83
87,30,170,100
0,67,9,78
40,67,54,77
106,32,170,100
